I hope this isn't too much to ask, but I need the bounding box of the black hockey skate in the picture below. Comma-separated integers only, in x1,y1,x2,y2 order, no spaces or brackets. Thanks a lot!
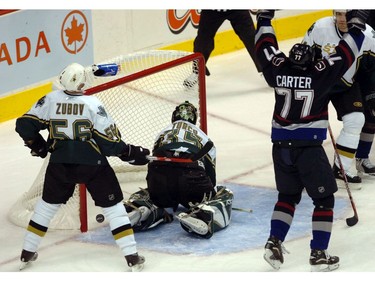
310,249,339,272
125,253,145,272
356,158,375,176
263,236,289,270
19,250,38,270
333,164,362,190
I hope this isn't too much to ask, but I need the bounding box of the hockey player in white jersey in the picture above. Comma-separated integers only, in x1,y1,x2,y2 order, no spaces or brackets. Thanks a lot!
302,10,375,189
15,63,149,271
124,101,234,239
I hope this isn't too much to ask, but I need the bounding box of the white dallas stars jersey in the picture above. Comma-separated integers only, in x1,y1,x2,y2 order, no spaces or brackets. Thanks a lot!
16,90,126,165
302,16,375,86
153,120,216,162
152,119,216,185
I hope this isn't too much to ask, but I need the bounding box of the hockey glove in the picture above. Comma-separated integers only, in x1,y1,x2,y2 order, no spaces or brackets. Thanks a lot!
91,63,119,77
346,10,370,34
120,144,150,165
256,10,275,21
24,133,48,158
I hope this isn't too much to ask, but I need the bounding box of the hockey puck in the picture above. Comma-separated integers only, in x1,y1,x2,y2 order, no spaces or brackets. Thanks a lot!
96,214,105,223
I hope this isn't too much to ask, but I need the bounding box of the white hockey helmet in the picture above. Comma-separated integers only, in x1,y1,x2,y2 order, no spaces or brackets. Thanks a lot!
59,63,87,92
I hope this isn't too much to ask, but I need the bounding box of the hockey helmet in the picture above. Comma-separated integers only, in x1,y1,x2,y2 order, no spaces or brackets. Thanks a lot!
59,63,87,92
289,43,315,70
171,101,197,124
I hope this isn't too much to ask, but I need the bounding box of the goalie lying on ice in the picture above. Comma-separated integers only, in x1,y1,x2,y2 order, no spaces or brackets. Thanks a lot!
124,101,234,239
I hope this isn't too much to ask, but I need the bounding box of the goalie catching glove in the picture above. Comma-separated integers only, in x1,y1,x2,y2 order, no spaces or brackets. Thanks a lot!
119,144,150,165
24,133,48,158
346,10,370,34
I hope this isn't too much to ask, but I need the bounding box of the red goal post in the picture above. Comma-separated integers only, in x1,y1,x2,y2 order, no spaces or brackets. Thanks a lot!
9,50,207,232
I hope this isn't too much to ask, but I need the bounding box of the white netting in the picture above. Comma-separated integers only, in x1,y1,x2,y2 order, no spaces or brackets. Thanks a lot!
8,50,205,230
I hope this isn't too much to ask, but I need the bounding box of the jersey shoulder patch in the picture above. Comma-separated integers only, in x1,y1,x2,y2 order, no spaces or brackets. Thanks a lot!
272,56,285,67
97,105,108,118
35,96,46,108
307,22,316,35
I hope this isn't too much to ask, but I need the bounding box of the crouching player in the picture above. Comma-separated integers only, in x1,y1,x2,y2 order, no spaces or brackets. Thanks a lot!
124,101,233,238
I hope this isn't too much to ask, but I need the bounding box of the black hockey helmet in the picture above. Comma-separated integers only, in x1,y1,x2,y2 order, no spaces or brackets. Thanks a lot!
171,101,197,124
289,43,314,70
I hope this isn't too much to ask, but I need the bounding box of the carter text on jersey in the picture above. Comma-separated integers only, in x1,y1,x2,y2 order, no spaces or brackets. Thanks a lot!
276,75,312,89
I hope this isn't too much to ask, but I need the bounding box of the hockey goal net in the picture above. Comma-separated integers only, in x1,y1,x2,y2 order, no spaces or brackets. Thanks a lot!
8,50,207,232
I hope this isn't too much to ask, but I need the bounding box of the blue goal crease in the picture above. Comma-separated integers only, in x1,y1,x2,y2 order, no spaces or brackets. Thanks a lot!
75,183,349,256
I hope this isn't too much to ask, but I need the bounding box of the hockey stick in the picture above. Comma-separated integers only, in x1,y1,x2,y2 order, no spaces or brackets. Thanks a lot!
147,140,214,163
328,124,359,227
232,207,253,213
147,156,194,163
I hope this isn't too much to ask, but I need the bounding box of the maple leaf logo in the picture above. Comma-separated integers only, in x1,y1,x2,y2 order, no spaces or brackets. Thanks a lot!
64,16,84,46
61,10,89,54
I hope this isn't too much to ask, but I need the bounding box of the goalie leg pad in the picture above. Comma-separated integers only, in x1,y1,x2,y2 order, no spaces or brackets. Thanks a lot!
177,206,214,239
124,188,173,231
209,186,234,229
178,186,234,238
128,206,151,227
177,212,209,235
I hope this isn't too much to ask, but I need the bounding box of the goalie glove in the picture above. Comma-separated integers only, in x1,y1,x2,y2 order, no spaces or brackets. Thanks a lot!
24,133,48,158
346,10,370,34
92,63,119,77
119,144,150,165
256,10,275,21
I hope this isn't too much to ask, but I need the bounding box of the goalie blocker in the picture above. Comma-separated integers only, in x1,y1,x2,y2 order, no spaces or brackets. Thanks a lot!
124,186,233,239
92,63,119,77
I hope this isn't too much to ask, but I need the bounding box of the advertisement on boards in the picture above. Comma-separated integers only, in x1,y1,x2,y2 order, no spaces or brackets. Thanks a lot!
0,10,93,96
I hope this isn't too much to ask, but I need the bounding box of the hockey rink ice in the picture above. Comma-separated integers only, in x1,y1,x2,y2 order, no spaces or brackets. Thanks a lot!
1,38,375,278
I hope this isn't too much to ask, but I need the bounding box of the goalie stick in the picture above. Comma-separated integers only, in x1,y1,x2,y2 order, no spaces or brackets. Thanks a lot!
147,140,214,163
328,124,359,227
147,156,194,163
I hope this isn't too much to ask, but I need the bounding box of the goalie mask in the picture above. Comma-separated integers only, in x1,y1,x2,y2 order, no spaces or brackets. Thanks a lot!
59,63,89,93
171,101,197,125
289,43,314,70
